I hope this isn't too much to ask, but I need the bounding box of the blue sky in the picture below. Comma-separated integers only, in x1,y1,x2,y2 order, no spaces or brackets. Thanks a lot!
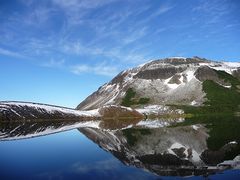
0,0,240,108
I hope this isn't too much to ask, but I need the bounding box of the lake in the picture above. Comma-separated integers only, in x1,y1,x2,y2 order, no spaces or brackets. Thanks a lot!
0,116,240,179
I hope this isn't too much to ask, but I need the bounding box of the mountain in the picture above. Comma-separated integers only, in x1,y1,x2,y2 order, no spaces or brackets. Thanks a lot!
0,102,144,122
77,57,240,110
0,101,100,121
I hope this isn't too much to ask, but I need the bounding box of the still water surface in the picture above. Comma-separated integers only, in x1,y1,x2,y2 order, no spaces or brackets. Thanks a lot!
0,118,240,179
0,129,160,179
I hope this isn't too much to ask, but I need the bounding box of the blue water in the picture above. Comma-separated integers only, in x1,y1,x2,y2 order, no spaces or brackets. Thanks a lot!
0,129,239,180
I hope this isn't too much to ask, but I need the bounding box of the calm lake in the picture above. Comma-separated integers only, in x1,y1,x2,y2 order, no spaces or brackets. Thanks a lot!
0,116,240,179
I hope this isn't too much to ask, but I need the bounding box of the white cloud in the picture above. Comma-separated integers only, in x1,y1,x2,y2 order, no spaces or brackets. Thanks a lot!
71,63,119,76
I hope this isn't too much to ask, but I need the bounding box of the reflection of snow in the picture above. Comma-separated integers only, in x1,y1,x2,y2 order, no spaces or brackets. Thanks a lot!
136,105,184,115
168,142,201,162
229,141,237,145
136,118,184,128
192,125,200,130
136,120,169,128
0,121,101,141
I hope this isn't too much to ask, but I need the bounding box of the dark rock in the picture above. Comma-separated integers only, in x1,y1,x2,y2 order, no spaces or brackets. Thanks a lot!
200,142,238,165
137,153,193,166
168,74,182,84
194,66,231,86
134,67,186,80
194,66,219,82
171,147,187,158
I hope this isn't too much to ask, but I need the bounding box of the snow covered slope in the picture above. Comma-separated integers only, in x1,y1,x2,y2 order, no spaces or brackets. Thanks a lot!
77,57,240,110
0,101,100,121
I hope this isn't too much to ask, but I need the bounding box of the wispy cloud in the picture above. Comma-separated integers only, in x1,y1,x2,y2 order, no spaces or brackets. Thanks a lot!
51,0,119,25
192,0,232,25
0,47,25,59
6,0,230,78
42,58,65,68
1,0,164,67
136,3,174,25
62,39,150,65
24,7,54,25
151,4,174,17
52,0,118,10
122,26,148,45
71,63,119,77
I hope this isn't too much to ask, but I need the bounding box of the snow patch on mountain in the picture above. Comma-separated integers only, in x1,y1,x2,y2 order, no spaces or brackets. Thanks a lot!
0,121,101,141
0,101,100,118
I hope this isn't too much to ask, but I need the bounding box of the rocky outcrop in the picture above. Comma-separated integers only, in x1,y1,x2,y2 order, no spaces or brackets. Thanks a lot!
194,66,219,82
168,74,182,84
194,66,231,86
233,68,240,80
99,105,144,119
134,66,186,80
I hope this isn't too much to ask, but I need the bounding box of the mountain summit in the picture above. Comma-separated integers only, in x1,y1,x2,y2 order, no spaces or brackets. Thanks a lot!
77,57,240,110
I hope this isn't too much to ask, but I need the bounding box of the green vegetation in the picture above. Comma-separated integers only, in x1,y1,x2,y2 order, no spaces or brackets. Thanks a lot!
203,80,240,112
181,70,240,115
121,88,136,107
138,98,150,105
121,88,150,107
122,128,151,146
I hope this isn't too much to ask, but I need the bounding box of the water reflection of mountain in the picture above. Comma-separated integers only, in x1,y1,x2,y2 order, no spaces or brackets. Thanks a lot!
79,125,240,177
0,117,181,140
1,117,240,177
0,120,100,140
